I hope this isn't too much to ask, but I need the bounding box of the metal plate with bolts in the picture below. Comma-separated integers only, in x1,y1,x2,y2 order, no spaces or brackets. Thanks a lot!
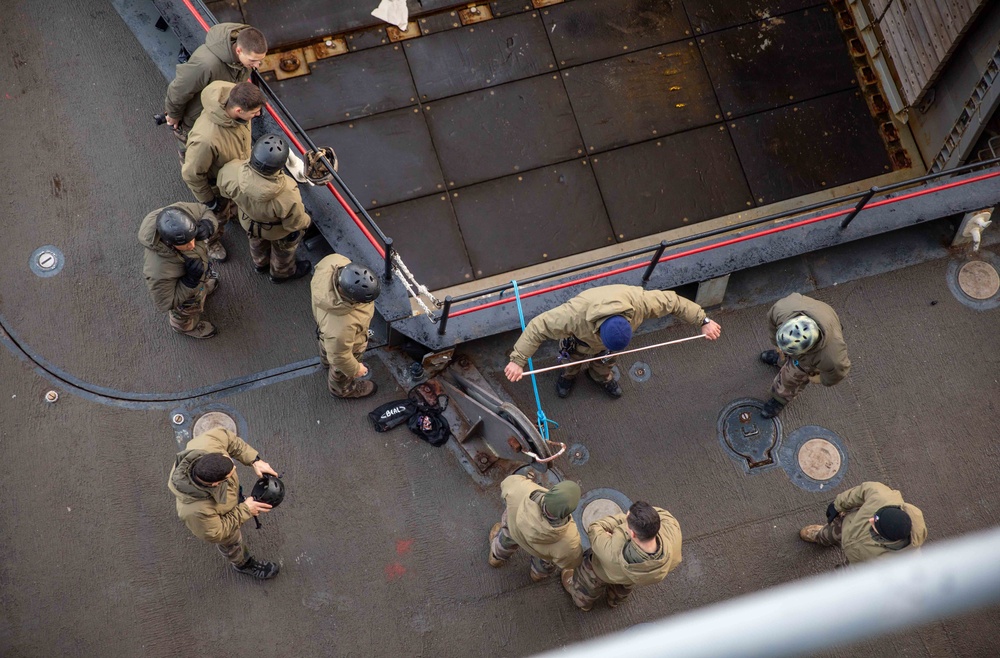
567,443,589,465
30,246,65,278
716,398,782,474
946,252,1000,310
169,404,249,449
778,425,848,493
628,362,652,383
572,487,633,550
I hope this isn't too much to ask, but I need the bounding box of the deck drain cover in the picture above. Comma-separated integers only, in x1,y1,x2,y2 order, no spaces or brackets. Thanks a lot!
573,488,633,550
628,362,652,383
957,261,1000,299
193,411,238,436
717,398,782,474
30,246,65,277
778,426,848,492
567,443,589,465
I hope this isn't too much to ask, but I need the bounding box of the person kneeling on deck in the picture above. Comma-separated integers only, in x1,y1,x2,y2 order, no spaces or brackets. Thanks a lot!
800,481,926,565
504,284,721,398
311,254,381,399
562,501,682,612
488,475,582,582
758,293,850,418
218,133,313,282
167,428,281,579
139,203,220,339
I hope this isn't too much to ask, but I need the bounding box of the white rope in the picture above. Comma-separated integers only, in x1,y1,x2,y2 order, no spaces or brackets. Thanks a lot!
392,252,441,306
520,334,706,376
393,268,435,316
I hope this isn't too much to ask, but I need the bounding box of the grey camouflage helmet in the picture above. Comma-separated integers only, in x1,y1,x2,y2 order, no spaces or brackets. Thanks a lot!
775,315,820,356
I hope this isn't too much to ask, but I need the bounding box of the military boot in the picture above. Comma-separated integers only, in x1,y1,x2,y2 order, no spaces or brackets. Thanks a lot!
799,525,824,543
556,376,575,398
208,241,228,262
488,523,504,568
233,556,280,579
761,397,785,418
331,380,378,399
270,260,312,284
172,321,217,339
591,375,622,399
759,350,781,367
561,570,591,612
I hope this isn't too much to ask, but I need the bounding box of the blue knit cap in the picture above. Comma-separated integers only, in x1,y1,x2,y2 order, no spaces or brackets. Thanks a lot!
599,315,632,351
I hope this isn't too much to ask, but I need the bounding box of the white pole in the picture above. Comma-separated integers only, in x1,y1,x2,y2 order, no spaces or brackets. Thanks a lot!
520,334,706,376
533,527,1000,658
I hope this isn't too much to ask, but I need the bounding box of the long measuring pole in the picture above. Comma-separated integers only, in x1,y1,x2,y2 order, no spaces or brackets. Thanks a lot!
519,334,706,376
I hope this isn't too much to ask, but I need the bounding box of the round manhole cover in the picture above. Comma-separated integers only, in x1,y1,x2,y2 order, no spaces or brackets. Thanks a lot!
193,411,238,436
716,398,782,473
797,438,842,481
628,362,652,383
957,260,1000,299
582,499,624,528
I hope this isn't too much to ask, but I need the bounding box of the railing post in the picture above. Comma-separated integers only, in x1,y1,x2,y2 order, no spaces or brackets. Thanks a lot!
382,237,394,282
840,186,879,230
641,241,668,287
437,296,452,336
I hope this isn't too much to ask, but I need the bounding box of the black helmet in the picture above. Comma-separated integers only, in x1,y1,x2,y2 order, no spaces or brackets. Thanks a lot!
250,133,289,175
337,263,381,303
156,206,197,245
250,474,285,507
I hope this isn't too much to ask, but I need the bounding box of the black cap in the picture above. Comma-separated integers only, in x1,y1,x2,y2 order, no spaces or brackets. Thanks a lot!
873,506,911,541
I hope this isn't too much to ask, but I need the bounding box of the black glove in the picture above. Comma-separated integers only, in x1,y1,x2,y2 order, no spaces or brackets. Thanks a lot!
180,258,206,288
826,502,839,523
205,197,222,212
194,218,214,241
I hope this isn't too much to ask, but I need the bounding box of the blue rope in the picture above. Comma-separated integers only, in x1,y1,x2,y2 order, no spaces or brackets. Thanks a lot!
511,280,559,440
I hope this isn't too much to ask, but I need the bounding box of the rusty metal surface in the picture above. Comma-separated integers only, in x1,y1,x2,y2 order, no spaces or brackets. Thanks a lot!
451,161,614,278
541,0,692,67
307,107,446,209
423,74,583,188
592,124,753,239
405,12,555,101
683,0,824,34
728,90,893,205
561,40,720,152
371,194,475,290
698,7,857,118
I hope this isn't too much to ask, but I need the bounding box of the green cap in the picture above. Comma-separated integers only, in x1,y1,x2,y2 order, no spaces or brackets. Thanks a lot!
542,480,581,519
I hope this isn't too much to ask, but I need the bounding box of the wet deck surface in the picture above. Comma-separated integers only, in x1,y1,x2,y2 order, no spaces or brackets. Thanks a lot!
1,1,998,657
236,0,893,288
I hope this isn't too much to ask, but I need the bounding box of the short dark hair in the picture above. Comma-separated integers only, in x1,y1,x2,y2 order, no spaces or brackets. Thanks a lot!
227,82,266,111
192,453,234,484
627,501,661,541
236,27,267,55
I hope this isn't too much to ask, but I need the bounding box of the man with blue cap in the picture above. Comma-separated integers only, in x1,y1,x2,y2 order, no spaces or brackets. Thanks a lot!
505,284,721,398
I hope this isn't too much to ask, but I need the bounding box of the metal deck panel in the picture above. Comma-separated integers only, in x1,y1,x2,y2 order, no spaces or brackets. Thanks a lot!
240,0,463,48
451,161,615,277
728,90,893,205
262,44,416,130
591,124,754,240
307,107,446,210
423,74,584,188
404,11,556,102
561,40,721,152
683,0,824,34
205,0,241,24
371,194,474,290
541,0,693,68
699,7,858,119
